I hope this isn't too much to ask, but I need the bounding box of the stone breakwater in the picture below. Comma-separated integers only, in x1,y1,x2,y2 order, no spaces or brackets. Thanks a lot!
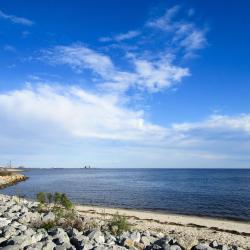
0,194,248,250
0,173,28,189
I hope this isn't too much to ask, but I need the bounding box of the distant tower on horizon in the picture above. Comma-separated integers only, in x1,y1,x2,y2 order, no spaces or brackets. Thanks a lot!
83,165,91,169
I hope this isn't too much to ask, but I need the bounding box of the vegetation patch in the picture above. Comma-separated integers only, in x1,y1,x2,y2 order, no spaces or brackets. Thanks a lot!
35,192,80,231
109,212,131,235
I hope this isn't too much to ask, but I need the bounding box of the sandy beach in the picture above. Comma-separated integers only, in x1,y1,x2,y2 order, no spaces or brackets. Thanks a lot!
76,205,250,249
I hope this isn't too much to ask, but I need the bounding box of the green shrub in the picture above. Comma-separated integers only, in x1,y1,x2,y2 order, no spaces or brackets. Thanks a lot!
54,192,62,204
36,192,77,230
36,192,73,210
109,213,130,235
37,192,46,204
47,193,53,203
61,193,73,209
39,220,56,230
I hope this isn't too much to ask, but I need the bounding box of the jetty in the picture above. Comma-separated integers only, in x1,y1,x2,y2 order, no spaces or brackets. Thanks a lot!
0,168,27,189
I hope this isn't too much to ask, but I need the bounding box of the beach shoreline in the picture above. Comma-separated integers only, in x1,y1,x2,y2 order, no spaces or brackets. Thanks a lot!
75,204,250,234
74,202,250,223
0,193,249,249
75,204,250,248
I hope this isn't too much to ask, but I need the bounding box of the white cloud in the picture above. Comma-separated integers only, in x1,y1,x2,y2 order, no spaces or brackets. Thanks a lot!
173,114,250,135
42,45,114,76
174,24,207,57
0,9,34,26
0,84,166,141
147,5,207,56
99,37,112,42
0,85,249,168
147,5,180,31
39,5,208,93
132,56,190,92
115,30,141,41
3,45,16,52
99,30,141,42
41,44,190,93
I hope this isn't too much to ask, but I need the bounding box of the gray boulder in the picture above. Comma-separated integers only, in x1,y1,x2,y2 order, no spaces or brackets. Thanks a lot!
82,242,94,250
111,246,127,250
9,221,20,228
18,224,28,231
0,218,11,227
37,228,49,240
119,231,130,240
210,241,219,248
129,231,141,243
141,236,157,246
2,225,17,239
20,206,29,213
26,242,44,250
88,230,105,244
8,205,21,213
0,237,7,244
192,243,213,250
150,231,164,238
31,232,44,242
1,245,20,250
2,212,14,220
42,211,56,223
6,234,35,248
150,243,163,250
49,228,70,245
70,234,89,249
0,206,8,214
142,230,151,237
24,227,36,236
42,240,57,250
55,242,76,250
67,228,81,238
93,246,109,250
164,245,182,250
17,211,41,224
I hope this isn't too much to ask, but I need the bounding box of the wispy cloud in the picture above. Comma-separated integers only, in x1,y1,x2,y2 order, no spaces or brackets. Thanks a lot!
0,9,34,26
41,44,189,93
147,5,181,31
3,45,16,52
100,30,141,42
115,30,141,41
147,5,207,57
173,114,250,138
42,45,115,76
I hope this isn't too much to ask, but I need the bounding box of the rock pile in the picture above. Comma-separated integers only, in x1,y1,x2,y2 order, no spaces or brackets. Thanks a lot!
0,194,246,250
0,174,27,189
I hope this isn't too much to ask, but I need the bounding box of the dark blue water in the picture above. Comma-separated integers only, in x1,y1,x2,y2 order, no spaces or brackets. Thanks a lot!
1,168,250,221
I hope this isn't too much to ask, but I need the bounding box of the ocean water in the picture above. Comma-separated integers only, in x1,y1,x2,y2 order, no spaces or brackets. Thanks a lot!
1,168,250,221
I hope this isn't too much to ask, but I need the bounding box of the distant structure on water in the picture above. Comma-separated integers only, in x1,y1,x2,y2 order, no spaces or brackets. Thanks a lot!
83,166,91,169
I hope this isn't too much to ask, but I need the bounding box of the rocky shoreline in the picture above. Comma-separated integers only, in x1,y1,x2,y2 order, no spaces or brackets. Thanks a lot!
0,194,248,250
0,171,28,189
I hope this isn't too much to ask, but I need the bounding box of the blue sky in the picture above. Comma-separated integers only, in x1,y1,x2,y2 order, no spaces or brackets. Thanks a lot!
0,0,250,168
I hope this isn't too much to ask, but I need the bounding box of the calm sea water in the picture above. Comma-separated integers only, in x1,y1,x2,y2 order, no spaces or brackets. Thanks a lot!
1,168,250,221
